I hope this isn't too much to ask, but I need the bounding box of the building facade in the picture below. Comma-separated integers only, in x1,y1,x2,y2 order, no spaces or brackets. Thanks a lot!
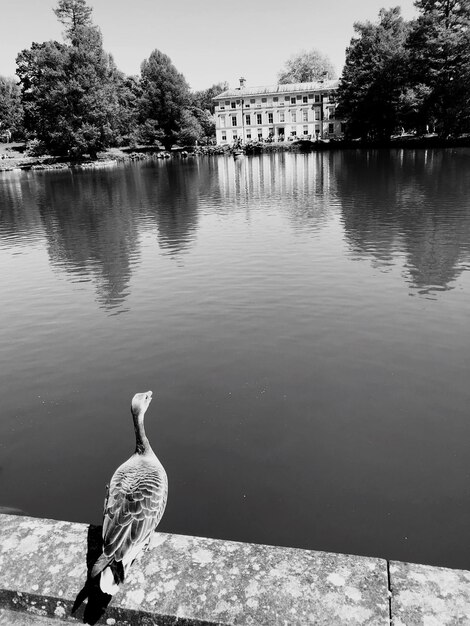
213,78,344,145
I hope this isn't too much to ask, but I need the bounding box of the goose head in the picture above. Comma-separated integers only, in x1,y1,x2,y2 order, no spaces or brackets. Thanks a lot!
131,391,153,418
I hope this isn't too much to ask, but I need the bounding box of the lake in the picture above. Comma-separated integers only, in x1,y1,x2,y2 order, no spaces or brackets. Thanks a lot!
1,149,470,570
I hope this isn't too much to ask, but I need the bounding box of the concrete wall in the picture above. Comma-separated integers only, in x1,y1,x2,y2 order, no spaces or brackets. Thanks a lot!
1,513,470,625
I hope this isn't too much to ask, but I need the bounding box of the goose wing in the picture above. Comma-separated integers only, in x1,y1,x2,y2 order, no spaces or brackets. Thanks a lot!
102,460,168,564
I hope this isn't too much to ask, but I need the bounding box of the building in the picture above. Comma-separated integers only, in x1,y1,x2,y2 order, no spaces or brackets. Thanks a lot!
213,78,345,145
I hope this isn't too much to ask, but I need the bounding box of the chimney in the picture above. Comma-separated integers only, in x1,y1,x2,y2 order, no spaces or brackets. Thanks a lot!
239,77,246,89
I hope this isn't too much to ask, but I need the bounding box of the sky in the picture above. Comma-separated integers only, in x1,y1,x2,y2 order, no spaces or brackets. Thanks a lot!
2,0,418,91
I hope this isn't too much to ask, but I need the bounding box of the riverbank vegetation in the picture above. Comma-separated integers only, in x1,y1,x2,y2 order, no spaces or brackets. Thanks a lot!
1,0,470,156
338,1,470,140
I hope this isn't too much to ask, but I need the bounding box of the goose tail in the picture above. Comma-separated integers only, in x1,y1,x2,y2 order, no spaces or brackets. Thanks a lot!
99,565,120,595
91,554,124,596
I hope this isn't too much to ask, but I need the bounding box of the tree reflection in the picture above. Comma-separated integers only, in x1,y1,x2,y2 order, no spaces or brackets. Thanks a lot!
335,149,470,294
141,160,200,257
39,168,143,312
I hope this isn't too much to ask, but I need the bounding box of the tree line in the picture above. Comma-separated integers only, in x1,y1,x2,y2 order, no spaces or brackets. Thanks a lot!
337,0,470,140
1,0,226,155
1,0,470,153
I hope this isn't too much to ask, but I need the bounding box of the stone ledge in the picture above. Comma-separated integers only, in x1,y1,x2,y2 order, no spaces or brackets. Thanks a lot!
0,514,388,625
390,560,470,626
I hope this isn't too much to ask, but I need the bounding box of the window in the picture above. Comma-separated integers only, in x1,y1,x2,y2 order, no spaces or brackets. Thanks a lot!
273,97,278,102
296,95,302,100
233,132,237,139
221,133,227,141
315,95,320,103
220,116,226,128
291,111,297,122
257,129,262,139
279,112,285,122
303,110,308,121
329,107,335,119
268,112,273,123
285,96,290,101
328,123,334,134
232,116,237,126
231,102,236,109
245,103,250,108
315,109,320,121
303,125,308,135
262,97,267,103
308,94,314,99
291,130,297,136
246,114,251,126
225,100,230,106
291,97,296,104
250,98,256,104
247,132,252,139
256,113,262,124
303,96,308,103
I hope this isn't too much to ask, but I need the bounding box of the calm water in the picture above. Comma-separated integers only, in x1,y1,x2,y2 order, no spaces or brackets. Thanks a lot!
1,150,470,569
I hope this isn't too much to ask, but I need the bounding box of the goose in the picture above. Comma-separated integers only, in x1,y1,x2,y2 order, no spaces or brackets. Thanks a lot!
91,391,168,595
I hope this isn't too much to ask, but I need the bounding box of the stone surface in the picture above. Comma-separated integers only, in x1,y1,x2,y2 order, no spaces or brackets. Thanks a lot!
0,513,389,625
390,560,470,625
0,607,70,625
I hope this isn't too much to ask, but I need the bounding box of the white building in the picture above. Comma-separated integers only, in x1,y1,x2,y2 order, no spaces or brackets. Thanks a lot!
213,78,345,145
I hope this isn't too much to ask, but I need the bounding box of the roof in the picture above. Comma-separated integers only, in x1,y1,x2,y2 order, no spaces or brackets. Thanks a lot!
213,79,340,100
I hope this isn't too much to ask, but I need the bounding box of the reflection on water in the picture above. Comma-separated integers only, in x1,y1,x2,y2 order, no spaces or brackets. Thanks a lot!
2,151,470,305
1,151,470,570
336,149,470,296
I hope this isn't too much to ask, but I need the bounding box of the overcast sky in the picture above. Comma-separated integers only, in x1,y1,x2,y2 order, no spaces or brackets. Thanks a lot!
2,0,418,91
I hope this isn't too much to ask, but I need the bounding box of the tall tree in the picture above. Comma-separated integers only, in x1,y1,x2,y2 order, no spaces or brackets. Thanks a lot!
278,49,336,84
0,76,23,139
139,49,191,149
54,0,93,42
337,7,411,140
407,0,470,136
17,0,135,156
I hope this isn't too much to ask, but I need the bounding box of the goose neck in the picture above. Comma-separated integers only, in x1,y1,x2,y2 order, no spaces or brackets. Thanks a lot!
133,411,150,455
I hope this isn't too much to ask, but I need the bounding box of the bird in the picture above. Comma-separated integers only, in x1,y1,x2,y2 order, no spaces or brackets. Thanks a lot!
91,391,168,595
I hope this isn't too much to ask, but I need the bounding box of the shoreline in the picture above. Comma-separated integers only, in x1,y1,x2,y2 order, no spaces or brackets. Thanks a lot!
1,136,470,174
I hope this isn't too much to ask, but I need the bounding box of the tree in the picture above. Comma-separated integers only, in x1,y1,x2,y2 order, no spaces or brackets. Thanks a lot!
189,82,228,142
54,0,93,42
337,7,411,140
406,0,470,136
176,109,204,146
139,49,191,149
16,0,136,156
0,76,23,139
192,82,228,114
278,49,336,84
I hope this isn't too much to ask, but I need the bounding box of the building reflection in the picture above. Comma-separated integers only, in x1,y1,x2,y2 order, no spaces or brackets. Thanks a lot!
214,152,335,232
